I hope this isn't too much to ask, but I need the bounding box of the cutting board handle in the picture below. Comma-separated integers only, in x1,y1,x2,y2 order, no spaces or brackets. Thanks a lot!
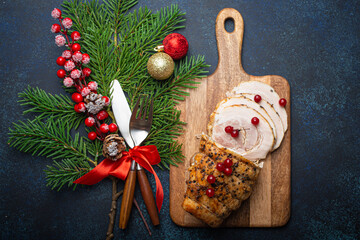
214,8,246,77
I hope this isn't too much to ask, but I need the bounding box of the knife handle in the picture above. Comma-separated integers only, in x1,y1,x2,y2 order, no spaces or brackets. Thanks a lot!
119,169,136,229
137,168,160,226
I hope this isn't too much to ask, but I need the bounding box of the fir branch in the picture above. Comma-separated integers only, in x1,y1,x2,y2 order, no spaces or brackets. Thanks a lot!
18,86,85,129
44,159,92,191
8,118,96,166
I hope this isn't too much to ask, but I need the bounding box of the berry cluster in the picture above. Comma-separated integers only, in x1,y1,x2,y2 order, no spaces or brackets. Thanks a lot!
205,158,234,198
51,8,116,141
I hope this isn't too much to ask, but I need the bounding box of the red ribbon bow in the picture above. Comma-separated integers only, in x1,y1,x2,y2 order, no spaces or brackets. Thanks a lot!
73,145,163,212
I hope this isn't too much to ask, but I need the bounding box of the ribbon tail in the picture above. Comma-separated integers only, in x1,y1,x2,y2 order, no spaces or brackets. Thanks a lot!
74,159,116,185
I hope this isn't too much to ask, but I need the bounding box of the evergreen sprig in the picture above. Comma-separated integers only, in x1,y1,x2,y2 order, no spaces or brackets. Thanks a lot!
8,0,209,189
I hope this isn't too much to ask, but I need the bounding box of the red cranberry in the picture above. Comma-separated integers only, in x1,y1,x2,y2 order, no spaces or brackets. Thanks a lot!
207,175,216,184
224,167,232,176
251,117,259,125
71,93,83,103
224,126,233,133
109,123,118,133
231,130,239,138
100,123,109,133
206,188,215,198
254,95,262,103
279,98,287,107
88,132,97,141
216,162,225,172
57,69,66,78
224,159,233,168
85,117,95,127
71,43,81,52
56,56,66,66
97,110,109,120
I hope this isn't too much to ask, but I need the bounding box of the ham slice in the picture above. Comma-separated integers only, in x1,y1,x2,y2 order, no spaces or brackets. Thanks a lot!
208,104,274,161
230,81,288,132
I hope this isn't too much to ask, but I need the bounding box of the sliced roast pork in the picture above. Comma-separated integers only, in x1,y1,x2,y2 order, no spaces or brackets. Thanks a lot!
230,81,288,132
208,104,274,161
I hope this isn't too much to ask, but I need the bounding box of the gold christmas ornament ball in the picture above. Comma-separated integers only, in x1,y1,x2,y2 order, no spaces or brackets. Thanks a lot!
147,52,175,80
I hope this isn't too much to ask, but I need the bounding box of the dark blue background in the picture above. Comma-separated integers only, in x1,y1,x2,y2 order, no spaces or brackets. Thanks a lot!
1,0,359,239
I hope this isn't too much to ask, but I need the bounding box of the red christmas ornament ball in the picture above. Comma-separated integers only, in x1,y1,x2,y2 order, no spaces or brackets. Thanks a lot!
88,131,97,141
56,56,66,66
163,33,188,60
57,69,66,78
71,92,83,103
72,43,81,52
109,123,118,133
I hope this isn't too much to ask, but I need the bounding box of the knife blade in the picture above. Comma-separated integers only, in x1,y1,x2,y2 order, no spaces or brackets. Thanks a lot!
110,79,134,148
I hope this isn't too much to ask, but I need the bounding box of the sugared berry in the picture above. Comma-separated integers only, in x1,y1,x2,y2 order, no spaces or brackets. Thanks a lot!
71,31,81,41
64,60,75,71
251,117,259,125
100,123,109,133
216,162,225,172
80,87,91,97
102,96,110,106
74,104,81,113
88,81,98,91
82,53,90,65
97,110,109,120
71,93,83,103
70,69,81,79
88,131,97,141
56,56,66,66
85,117,95,127
55,35,66,47
62,17,73,29
206,188,215,198
254,95,262,103
51,24,61,33
82,68,91,77
72,51,82,63
224,167,232,176
207,175,216,184
72,43,81,52
225,126,233,133
62,50,72,59
224,159,233,168
279,98,287,107
109,123,118,133
57,69,66,78
77,102,86,112
231,130,239,138
63,77,73,87
51,8,62,19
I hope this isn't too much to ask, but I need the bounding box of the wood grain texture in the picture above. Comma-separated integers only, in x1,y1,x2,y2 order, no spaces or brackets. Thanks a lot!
169,8,291,227
119,170,137,229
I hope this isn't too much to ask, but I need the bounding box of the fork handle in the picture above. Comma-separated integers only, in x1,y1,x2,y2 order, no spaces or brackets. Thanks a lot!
137,168,160,226
119,167,137,229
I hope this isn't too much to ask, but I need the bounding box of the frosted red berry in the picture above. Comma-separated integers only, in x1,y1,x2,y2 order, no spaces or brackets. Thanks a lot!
82,53,90,65
62,17,73,29
71,93,83,103
279,98,287,107
64,60,75,71
77,102,86,112
97,110,109,120
51,8,62,19
206,188,215,198
102,96,110,106
56,56,66,66
231,130,239,138
71,31,81,41
57,69,66,78
72,43,81,52
82,68,91,77
55,35,66,47
100,123,109,133
251,117,259,125
85,117,95,127
225,126,233,133
207,175,216,184
88,131,97,141
80,87,91,97
88,81,98,91
51,24,61,33
74,104,81,113
254,95,262,103
72,51,82,63
70,69,81,79
109,123,118,133
63,77,74,87
216,162,225,172
62,50,72,59
224,167,232,176
224,159,233,168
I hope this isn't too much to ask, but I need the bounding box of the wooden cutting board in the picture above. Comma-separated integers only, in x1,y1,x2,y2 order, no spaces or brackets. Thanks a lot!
169,8,291,227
